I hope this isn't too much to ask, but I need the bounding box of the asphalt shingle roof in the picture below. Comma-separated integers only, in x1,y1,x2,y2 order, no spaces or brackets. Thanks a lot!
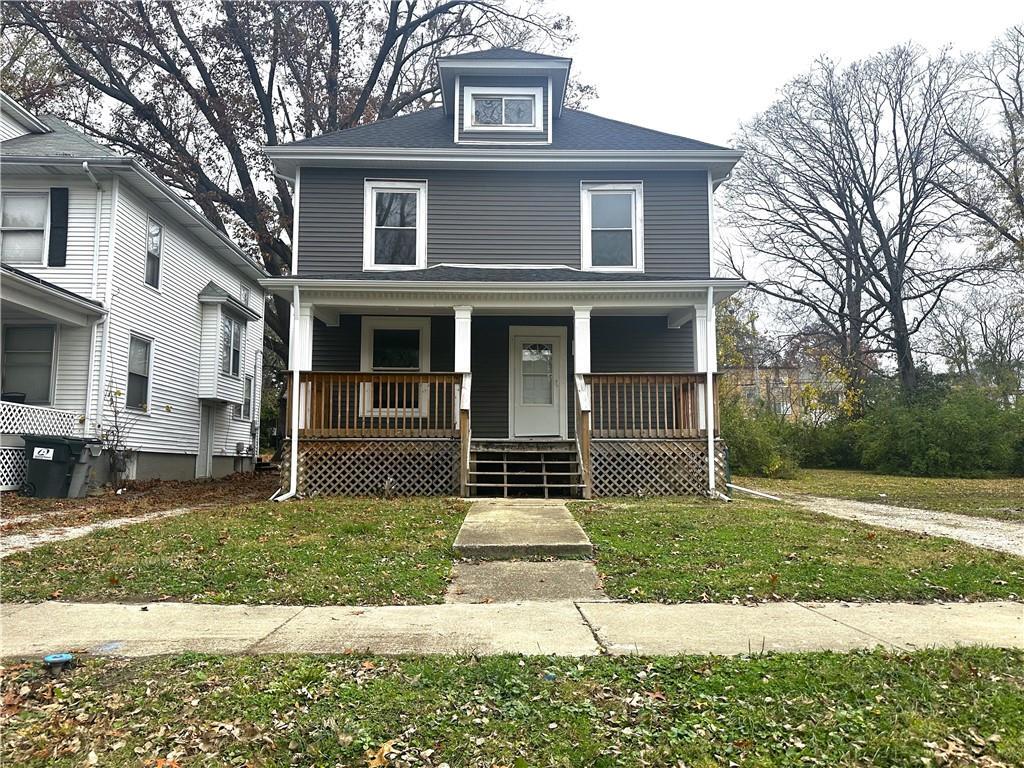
282,108,728,151
0,115,117,158
439,48,569,62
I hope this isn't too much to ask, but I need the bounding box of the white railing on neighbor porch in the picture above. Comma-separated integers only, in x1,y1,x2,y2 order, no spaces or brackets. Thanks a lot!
0,401,85,491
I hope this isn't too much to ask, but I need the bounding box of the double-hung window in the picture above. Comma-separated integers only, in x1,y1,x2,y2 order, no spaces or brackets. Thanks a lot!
145,219,162,288
1,326,55,404
221,314,242,377
359,317,431,416
126,335,152,410
234,374,254,420
580,182,644,271
363,180,427,270
1,192,48,264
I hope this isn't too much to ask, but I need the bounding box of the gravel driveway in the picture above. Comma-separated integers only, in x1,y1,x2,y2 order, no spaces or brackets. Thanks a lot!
791,496,1024,557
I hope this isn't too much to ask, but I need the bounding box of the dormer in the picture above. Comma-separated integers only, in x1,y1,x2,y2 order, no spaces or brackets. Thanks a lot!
437,48,571,146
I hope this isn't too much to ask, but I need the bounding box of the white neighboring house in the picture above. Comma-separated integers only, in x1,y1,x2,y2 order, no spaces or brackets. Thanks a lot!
0,93,266,490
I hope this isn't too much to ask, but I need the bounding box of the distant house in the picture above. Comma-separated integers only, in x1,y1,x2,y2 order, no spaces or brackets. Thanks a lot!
723,363,847,422
0,93,266,490
262,48,745,499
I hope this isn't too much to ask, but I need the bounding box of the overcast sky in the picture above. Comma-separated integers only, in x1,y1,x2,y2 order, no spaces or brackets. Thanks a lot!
556,0,1022,147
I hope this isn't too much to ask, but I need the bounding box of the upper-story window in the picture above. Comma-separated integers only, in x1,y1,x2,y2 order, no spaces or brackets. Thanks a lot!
580,182,644,272
363,180,427,271
1,192,48,264
221,314,243,377
463,86,543,132
145,218,163,288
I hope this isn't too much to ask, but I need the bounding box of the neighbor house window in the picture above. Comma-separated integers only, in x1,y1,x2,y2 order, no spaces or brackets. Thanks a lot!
221,314,242,376
363,180,427,270
145,218,162,288
1,192,48,264
359,317,431,415
1,325,55,404
463,86,542,131
580,182,644,271
239,286,251,306
235,374,254,420
126,335,151,410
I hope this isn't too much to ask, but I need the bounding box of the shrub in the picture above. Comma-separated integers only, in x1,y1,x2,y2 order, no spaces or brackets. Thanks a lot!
720,398,799,478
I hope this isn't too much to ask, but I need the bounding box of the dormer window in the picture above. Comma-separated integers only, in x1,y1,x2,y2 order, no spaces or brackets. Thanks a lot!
463,86,543,132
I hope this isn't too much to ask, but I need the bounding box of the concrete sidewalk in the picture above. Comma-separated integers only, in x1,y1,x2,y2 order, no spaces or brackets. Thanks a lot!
2,600,1020,658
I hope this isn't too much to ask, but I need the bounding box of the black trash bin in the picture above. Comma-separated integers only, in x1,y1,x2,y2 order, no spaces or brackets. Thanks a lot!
20,435,91,498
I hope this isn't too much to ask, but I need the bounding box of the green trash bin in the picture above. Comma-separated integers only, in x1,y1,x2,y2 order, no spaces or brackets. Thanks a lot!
20,435,91,498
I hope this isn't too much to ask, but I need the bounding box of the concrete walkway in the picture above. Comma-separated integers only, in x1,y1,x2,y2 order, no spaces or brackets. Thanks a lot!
2,600,1020,658
452,498,592,559
0,505,202,559
791,496,1024,557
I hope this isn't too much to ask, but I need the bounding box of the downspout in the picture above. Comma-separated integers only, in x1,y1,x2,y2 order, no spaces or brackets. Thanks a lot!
93,175,120,433
706,285,716,494
273,283,301,501
83,162,103,434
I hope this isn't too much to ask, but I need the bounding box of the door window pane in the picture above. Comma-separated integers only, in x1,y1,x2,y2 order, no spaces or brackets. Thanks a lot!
521,343,553,405
126,336,151,409
2,326,54,404
1,193,47,264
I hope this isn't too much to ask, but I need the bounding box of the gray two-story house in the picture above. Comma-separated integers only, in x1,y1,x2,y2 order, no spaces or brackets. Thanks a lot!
263,48,744,499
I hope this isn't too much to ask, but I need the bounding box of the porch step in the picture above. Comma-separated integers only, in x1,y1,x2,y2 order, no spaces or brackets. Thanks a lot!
467,439,582,499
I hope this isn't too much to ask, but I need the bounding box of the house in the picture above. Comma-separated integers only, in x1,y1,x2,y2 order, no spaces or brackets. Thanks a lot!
724,363,848,423
0,93,266,490
262,49,745,499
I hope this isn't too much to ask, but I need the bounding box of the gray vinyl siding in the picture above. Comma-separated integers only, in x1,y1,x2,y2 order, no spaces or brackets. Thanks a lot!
457,75,549,144
311,315,455,372
591,317,694,372
297,168,710,277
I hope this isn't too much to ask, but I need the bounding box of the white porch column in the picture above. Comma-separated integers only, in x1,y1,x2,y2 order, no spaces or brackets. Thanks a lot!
286,285,302,498
453,305,472,373
573,306,592,374
296,301,313,371
694,288,718,493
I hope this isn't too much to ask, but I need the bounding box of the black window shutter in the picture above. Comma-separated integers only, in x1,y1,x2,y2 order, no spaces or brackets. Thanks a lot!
47,187,69,266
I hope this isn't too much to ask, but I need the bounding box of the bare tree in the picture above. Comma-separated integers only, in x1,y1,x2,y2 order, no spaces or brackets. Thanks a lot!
941,25,1024,263
726,45,992,394
2,1,580,362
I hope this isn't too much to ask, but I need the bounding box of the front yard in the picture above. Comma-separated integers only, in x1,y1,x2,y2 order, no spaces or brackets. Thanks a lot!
574,498,1023,603
2,493,1021,606
735,469,1024,521
1,498,466,605
3,648,1022,767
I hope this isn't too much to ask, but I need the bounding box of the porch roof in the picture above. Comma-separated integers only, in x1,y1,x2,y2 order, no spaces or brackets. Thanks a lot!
262,269,745,313
0,263,106,326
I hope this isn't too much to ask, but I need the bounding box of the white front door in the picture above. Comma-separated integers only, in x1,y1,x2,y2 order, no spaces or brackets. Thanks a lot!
196,404,214,479
509,327,566,438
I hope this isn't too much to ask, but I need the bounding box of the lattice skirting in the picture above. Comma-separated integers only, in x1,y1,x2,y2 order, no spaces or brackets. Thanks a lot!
590,439,728,497
0,446,27,491
284,439,460,497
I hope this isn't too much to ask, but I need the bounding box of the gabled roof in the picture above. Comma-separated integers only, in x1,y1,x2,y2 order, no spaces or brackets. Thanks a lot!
1,115,118,158
198,280,262,321
278,107,728,152
0,91,51,134
439,47,570,62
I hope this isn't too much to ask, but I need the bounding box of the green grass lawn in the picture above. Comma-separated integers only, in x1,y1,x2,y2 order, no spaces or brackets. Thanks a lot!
734,469,1024,521
3,649,1021,767
0,497,466,605
574,498,1024,603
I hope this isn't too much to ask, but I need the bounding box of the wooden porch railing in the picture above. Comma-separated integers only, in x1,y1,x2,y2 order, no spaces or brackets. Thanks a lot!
288,372,464,438
581,373,719,439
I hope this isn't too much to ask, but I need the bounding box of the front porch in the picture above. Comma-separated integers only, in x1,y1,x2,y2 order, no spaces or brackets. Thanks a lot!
274,276,736,498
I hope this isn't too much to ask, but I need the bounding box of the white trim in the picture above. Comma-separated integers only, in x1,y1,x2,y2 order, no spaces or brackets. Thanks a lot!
125,332,155,413
580,181,644,273
572,306,591,374
508,325,568,439
705,285,716,493
546,77,553,144
266,146,742,163
0,190,50,266
359,316,432,417
438,58,571,70
707,169,714,276
290,166,301,275
0,93,52,134
362,179,428,271
453,305,472,373
462,86,543,132
453,75,461,144
220,312,243,378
